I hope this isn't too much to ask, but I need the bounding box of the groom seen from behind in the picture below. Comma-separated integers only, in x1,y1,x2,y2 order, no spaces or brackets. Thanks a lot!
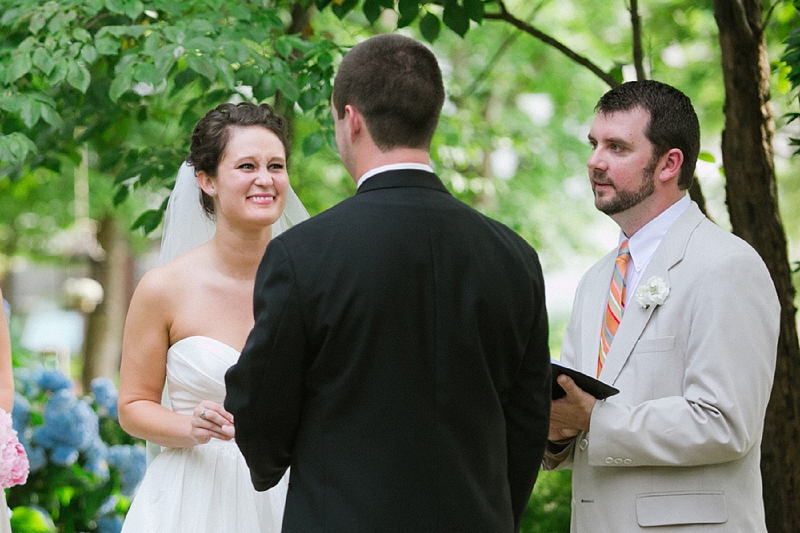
225,33,552,533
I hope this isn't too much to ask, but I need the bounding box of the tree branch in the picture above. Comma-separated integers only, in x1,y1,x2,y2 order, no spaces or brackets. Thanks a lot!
629,0,647,80
484,0,620,88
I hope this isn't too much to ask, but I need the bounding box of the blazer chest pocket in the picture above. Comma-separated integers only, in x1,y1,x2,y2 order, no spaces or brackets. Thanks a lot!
636,491,727,527
633,336,675,353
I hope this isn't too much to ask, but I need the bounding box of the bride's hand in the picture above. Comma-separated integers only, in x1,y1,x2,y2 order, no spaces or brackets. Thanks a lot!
191,401,236,444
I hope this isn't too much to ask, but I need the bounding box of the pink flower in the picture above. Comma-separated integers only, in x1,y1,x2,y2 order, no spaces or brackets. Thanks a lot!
0,409,29,488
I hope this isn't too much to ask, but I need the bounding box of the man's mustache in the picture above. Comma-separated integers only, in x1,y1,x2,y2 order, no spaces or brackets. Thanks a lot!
592,170,614,187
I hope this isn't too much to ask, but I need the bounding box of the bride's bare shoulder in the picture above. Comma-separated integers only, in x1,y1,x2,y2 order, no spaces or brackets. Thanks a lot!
135,245,210,301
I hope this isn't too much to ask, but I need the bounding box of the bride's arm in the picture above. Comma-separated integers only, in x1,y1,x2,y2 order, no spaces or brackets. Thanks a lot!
0,288,14,413
118,268,229,447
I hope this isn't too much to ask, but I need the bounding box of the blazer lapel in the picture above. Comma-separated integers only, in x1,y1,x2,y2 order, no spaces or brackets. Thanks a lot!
598,203,705,386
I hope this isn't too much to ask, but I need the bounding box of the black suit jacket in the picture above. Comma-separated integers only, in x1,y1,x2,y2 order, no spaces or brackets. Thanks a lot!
225,170,551,532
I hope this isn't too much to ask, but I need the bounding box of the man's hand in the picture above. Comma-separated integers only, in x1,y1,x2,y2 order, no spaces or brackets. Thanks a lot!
548,374,597,440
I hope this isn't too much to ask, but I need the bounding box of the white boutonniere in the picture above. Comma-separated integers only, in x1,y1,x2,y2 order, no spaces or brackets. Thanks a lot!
635,276,670,309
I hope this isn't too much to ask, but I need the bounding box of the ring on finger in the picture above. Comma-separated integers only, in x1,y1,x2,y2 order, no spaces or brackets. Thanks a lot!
200,408,207,420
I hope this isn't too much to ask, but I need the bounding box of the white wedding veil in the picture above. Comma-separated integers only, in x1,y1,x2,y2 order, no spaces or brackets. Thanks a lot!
146,160,310,464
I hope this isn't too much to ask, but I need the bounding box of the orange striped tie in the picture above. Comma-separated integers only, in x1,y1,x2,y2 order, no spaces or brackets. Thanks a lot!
598,240,631,377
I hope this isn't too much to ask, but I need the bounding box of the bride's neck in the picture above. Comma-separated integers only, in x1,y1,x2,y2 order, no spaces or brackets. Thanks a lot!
209,224,272,281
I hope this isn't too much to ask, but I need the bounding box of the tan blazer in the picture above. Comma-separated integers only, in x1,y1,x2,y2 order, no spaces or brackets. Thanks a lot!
545,203,780,532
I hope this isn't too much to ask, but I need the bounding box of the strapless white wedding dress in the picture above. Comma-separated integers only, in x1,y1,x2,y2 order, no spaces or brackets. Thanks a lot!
121,336,288,532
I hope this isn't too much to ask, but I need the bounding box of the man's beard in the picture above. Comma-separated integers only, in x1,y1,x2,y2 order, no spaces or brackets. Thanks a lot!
593,159,657,216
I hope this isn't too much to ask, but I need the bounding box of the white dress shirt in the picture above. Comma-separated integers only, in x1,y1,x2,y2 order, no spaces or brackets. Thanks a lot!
356,163,435,189
622,194,690,307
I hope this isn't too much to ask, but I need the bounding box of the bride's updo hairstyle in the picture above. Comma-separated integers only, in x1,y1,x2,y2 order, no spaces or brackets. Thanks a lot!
186,102,291,218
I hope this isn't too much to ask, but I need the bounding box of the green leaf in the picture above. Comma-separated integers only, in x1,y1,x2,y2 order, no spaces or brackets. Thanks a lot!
124,0,145,20
80,44,98,64
463,0,484,23
223,41,249,64
302,130,327,157
66,60,91,93
442,3,470,37
273,72,300,103
131,208,164,234
95,35,120,55
40,103,64,128
184,36,217,54
73,27,92,43
153,45,179,78
109,64,134,101
0,133,38,165
187,54,217,81
164,26,187,44
276,37,294,59
698,152,716,163
419,13,441,43
332,0,359,19
298,87,325,112
142,31,164,57
398,0,420,23
363,0,383,24
9,506,57,533
105,0,127,15
6,52,33,83
33,47,57,75
214,57,236,87
47,9,78,33
316,52,334,71
29,10,49,34
19,99,43,128
113,184,130,205
49,58,69,85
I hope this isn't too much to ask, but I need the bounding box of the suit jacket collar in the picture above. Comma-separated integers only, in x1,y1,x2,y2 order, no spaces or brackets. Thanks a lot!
597,202,705,385
356,169,449,195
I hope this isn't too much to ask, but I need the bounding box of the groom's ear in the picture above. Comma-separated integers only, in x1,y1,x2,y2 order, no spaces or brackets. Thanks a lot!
344,104,364,141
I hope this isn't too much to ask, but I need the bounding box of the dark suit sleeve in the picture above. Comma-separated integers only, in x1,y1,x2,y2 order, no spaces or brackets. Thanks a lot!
224,238,306,491
505,256,552,530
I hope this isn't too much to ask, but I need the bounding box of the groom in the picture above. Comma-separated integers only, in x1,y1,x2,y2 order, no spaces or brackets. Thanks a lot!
225,33,552,532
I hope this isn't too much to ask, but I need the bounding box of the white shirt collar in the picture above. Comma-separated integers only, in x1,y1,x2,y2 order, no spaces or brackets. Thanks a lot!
356,163,434,189
623,194,691,275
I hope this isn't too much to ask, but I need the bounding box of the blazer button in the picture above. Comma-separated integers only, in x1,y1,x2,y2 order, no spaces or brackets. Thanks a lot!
579,439,588,451
623,459,632,465
605,457,614,464
614,458,623,465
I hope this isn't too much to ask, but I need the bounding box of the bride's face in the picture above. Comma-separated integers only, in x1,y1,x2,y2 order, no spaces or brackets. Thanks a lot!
204,125,289,231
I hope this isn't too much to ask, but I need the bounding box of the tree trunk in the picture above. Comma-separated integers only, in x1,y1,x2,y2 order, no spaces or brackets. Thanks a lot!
713,1,800,531
81,215,134,391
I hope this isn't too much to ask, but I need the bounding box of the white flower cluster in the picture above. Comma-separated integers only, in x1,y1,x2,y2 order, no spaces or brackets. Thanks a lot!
635,276,670,309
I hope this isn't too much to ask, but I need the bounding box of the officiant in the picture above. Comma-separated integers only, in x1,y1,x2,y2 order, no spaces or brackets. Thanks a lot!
543,80,779,532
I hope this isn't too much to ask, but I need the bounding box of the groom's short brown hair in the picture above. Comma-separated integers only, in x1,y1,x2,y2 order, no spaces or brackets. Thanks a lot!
332,34,445,151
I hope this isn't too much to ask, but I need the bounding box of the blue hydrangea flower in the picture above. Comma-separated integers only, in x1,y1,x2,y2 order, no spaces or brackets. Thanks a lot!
97,515,123,533
98,496,119,516
36,369,74,393
84,436,110,479
11,392,30,435
42,389,98,452
24,444,47,473
28,388,100,467
86,458,110,479
107,445,146,496
90,377,119,419
51,445,80,467
14,367,43,398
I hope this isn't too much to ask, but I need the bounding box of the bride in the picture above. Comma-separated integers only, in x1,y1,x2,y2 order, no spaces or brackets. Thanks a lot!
118,102,309,532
